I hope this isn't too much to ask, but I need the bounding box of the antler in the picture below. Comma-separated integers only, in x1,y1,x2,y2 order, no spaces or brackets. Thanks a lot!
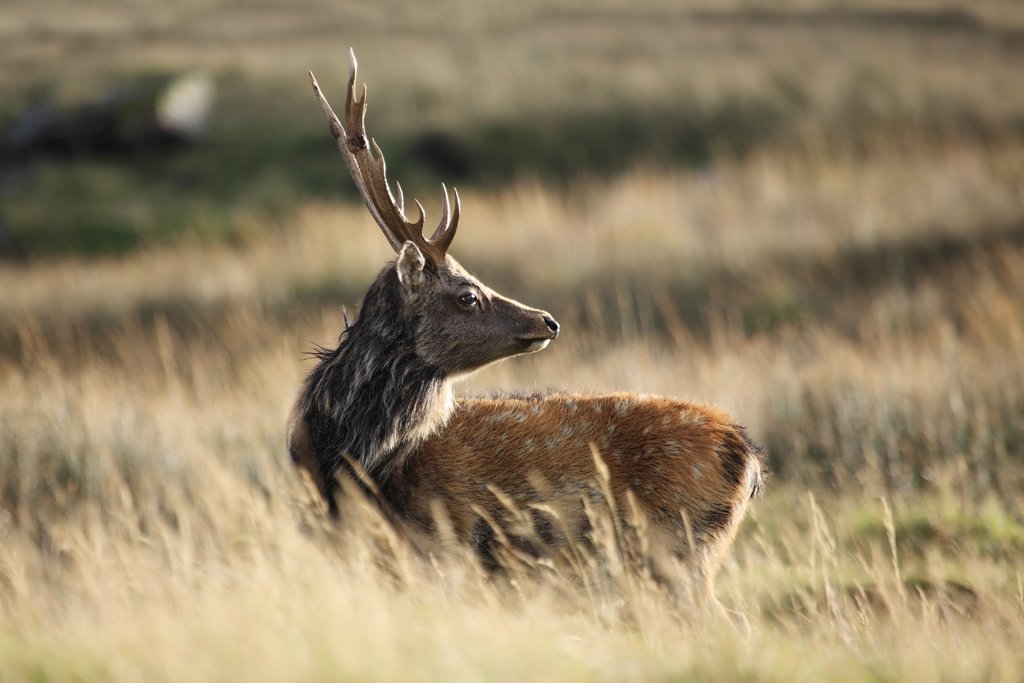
309,49,460,265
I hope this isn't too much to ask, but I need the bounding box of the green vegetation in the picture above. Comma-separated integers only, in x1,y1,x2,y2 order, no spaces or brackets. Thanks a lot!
4,0,1024,257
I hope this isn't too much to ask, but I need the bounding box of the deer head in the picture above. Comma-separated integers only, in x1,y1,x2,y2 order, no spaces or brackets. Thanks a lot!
309,51,559,377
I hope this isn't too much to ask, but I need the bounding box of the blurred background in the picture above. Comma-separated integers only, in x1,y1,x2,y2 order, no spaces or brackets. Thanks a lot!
2,2,1024,677
4,0,1023,257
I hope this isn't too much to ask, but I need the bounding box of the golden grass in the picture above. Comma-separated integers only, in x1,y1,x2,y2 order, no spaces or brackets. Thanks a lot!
3,131,1024,679
4,1,1024,677
2,314,1023,680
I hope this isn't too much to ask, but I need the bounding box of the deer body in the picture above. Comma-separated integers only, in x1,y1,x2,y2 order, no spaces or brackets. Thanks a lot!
292,51,763,585
389,394,761,575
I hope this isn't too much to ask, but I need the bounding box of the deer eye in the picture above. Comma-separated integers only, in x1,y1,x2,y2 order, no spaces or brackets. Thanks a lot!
457,292,479,308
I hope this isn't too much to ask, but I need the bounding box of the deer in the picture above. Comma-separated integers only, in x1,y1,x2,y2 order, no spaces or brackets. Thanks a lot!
290,50,764,601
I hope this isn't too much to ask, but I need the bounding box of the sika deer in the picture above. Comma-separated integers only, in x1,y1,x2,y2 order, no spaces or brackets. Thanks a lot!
290,51,763,593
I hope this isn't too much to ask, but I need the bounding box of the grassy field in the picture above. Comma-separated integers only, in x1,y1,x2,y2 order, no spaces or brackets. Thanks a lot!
3,1,1024,681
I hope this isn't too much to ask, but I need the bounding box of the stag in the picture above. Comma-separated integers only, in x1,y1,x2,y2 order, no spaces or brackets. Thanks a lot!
291,51,763,594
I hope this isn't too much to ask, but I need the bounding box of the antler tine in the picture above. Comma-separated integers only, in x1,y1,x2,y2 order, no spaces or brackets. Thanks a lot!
343,50,365,136
310,49,461,264
428,184,460,249
441,188,461,252
394,181,405,215
430,183,450,242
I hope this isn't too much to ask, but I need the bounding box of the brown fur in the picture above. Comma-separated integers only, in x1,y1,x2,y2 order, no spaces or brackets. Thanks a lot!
408,394,762,573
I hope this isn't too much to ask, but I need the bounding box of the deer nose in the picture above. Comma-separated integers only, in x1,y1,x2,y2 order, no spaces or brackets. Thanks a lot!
543,316,560,337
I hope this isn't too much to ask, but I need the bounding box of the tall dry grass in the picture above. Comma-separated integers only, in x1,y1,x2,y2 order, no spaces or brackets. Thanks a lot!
3,127,1024,679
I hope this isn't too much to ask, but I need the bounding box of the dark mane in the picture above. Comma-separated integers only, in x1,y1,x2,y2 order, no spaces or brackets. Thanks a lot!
295,265,449,492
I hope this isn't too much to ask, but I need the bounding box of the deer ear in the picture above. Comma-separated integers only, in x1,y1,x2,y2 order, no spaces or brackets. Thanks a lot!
396,241,426,295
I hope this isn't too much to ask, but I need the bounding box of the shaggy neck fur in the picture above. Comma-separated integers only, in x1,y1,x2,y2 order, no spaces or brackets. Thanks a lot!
300,268,453,482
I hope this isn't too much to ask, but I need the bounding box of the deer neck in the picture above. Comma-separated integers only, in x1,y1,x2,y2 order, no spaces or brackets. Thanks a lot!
305,294,453,482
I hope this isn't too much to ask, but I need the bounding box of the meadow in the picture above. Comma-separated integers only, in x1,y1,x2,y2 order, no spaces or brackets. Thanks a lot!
2,1,1024,680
